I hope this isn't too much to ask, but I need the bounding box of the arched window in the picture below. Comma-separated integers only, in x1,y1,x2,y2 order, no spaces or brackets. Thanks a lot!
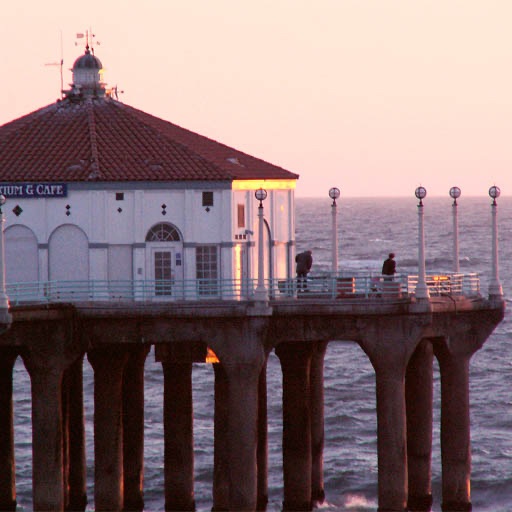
5,225,39,283
145,223,181,242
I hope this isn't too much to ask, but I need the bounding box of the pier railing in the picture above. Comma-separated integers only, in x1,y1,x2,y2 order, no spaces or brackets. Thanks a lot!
5,272,481,305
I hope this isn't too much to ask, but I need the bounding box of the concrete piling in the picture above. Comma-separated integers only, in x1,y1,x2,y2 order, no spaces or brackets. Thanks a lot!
257,360,269,511
310,341,328,507
87,346,129,511
213,362,230,511
162,360,195,511
62,357,87,511
406,339,434,512
0,349,18,512
276,342,313,511
123,346,150,511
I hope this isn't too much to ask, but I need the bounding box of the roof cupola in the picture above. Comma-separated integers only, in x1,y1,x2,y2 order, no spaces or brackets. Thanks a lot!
68,34,106,98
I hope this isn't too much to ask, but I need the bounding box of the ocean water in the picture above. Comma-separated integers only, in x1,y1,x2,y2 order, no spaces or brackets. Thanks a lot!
11,196,512,511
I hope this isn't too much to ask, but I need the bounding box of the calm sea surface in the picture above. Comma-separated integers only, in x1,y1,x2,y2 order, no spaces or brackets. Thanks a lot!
11,197,512,511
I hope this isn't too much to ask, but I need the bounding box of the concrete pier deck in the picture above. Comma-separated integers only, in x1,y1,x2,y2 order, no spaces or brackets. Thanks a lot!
0,294,504,511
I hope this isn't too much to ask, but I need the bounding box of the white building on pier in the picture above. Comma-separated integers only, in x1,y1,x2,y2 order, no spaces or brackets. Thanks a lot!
0,44,298,299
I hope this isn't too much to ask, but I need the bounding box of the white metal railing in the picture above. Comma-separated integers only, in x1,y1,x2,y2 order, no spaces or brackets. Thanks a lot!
406,272,480,297
4,272,481,306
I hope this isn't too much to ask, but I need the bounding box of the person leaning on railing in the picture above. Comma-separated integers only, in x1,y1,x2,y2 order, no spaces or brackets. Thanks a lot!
381,253,396,281
296,250,313,291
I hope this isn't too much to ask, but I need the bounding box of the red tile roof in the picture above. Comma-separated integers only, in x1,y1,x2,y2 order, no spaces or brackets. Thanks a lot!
0,97,299,183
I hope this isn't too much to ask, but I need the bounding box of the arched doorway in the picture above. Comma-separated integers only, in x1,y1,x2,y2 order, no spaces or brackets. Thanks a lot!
48,224,89,299
145,223,183,298
5,225,39,284
49,225,89,281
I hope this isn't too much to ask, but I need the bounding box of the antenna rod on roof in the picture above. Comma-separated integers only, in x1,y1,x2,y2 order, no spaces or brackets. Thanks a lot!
44,29,64,99
59,30,63,97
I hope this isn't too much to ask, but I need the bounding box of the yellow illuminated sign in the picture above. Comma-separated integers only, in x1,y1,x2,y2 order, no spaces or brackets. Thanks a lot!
232,180,296,191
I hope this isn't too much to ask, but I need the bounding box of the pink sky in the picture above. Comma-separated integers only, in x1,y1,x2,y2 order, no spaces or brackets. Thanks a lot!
1,0,511,198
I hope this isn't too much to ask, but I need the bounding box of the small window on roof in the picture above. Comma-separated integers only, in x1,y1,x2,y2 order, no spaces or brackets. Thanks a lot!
202,191,214,207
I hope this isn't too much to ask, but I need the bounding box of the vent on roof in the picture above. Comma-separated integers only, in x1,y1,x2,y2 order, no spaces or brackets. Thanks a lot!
145,160,163,172
226,157,244,167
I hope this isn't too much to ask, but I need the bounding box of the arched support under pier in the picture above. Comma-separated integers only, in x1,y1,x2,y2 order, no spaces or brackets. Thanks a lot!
210,316,267,511
88,346,129,512
431,308,505,512
0,348,18,512
406,339,434,512
275,342,313,512
358,311,431,512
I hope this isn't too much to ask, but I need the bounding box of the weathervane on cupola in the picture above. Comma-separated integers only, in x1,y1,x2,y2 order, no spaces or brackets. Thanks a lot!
65,30,106,100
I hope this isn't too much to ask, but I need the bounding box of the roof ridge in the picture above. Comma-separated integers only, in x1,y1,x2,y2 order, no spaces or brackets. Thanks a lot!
86,100,102,180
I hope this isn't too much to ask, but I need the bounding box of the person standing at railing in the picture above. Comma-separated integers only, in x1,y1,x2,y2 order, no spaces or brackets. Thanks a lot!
296,250,313,291
382,253,396,281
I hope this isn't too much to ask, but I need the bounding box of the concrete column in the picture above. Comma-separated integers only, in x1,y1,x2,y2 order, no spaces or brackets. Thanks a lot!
123,345,150,512
275,342,313,512
257,361,268,511
310,341,328,506
88,346,129,512
162,361,195,512
434,342,472,512
62,369,70,510
0,349,18,512
358,314,430,512
223,360,262,510
20,317,84,512
209,315,268,511
432,309,504,512
406,339,434,512
374,364,408,511
29,367,66,510
213,363,229,511
62,357,87,512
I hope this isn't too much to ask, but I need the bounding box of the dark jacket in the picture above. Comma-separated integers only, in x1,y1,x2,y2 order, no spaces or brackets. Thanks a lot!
382,257,396,276
296,251,313,275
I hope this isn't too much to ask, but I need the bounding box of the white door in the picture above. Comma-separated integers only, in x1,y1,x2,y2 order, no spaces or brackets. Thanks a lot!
152,247,174,297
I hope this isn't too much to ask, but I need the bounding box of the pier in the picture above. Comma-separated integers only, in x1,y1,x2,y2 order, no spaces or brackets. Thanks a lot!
0,274,504,512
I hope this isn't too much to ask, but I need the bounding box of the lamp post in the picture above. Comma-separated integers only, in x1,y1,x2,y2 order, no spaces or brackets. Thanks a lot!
414,186,430,300
0,195,9,309
488,186,503,298
254,188,268,301
328,187,340,275
449,186,461,273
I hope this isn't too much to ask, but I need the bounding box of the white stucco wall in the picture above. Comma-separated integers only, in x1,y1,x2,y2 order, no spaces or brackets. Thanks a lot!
3,181,296,292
